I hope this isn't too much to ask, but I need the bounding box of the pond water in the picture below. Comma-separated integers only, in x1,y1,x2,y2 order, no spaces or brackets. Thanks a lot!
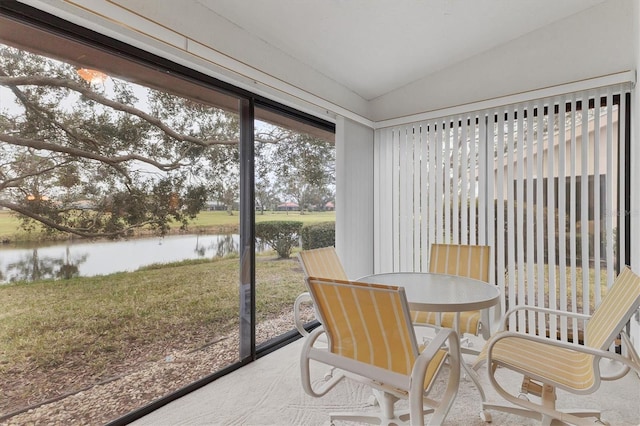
0,234,261,283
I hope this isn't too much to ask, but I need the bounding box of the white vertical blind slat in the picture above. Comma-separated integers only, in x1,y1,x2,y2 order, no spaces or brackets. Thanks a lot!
460,116,469,244
547,99,558,338
400,126,410,271
392,128,401,272
557,95,568,341
468,115,477,246
506,105,516,330
535,103,546,333
569,95,579,337
413,125,422,270
593,99,602,304
442,120,458,244
605,89,614,287
435,121,443,243
525,101,536,333
428,122,436,250
515,106,526,329
494,109,508,329
478,115,488,247
580,97,590,316
420,122,430,270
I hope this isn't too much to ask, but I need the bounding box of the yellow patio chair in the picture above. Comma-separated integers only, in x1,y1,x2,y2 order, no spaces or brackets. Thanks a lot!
294,247,347,336
473,265,640,425
300,276,461,426
412,244,493,343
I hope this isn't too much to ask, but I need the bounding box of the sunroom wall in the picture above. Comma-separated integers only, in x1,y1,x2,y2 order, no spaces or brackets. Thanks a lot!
630,0,640,344
335,117,374,279
370,0,635,122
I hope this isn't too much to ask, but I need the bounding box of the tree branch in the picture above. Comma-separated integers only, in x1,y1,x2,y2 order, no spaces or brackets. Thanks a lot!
0,133,189,172
0,75,239,146
0,159,70,191
0,200,154,239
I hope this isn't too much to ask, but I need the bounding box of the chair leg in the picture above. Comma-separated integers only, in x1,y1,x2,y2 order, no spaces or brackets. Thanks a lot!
482,375,604,426
328,389,420,426
375,389,398,419
536,378,602,424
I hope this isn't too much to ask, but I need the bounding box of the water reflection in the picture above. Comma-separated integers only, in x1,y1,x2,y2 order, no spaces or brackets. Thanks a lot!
1,247,88,283
0,234,248,283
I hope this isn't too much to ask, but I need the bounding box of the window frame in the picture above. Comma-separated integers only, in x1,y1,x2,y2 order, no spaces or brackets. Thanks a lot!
0,2,335,424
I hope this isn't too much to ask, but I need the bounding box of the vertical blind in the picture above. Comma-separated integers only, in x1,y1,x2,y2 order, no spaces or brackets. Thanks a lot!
374,83,631,338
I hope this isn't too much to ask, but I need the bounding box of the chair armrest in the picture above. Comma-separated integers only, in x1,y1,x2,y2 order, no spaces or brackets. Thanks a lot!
499,305,592,331
620,331,640,371
601,331,640,380
300,327,345,397
294,292,312,336
410,328,460,426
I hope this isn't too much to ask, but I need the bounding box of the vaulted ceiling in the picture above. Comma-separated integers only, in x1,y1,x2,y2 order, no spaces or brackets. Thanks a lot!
195,0,606,101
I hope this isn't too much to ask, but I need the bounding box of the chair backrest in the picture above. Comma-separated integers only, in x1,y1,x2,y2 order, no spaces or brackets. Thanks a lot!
429,243,491,282
298,247,347,280
586,266,640,349
305,276,419,376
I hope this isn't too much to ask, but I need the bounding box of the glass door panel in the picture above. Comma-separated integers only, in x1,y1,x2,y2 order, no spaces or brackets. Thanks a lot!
253,106,335,346
0,15,242,424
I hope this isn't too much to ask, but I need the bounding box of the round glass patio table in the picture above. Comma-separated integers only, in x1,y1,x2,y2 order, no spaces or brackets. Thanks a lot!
356,272,500,322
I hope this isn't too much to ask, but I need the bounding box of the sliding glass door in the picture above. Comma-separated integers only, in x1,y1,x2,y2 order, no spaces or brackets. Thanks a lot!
0,5,334,424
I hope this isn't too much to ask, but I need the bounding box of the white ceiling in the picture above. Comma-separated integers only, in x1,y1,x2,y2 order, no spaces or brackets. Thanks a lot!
195,0,606,101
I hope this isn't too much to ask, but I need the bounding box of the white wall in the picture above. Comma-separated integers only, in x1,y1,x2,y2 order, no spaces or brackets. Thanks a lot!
335,117,374,279
630,0,640,349
631,0,640,275
370,0,636,122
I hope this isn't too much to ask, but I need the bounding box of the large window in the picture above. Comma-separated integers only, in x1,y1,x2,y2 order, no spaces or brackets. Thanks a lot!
488,93,628,339
0,5,334,424
374,84,631,341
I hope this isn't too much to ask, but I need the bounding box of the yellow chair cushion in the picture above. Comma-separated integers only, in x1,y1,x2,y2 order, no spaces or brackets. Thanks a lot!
298,247,347,279
413,243,491,336
418,347,448,391
477,332,595,390
411,310,481,335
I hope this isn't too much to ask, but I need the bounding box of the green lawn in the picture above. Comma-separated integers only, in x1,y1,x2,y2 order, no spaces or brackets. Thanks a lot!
192,209,336,227
0,210,22,238
0,207,331,415
0,209,336,241
0,254,306,415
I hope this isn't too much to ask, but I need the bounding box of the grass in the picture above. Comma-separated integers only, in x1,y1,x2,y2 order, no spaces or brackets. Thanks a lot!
206,209,336,226
0,208,330,387
505,263,609,313
0,211,27,240
0,253,306,414
0,209,336,241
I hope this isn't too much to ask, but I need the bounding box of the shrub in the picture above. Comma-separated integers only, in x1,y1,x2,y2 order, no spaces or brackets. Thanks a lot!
301,222,335,250
255,221,303,259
